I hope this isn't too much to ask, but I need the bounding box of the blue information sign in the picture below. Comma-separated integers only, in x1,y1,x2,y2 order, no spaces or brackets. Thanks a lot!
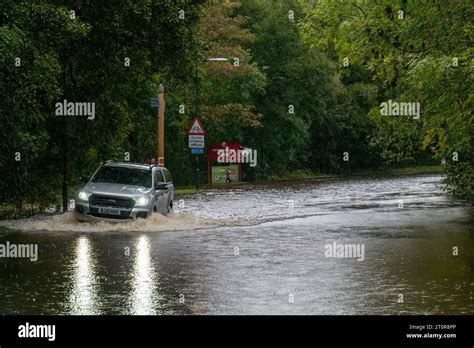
150,97,159,108
191,148,204,155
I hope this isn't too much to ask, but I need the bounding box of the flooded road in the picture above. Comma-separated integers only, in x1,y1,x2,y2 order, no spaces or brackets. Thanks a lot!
0,174,472,314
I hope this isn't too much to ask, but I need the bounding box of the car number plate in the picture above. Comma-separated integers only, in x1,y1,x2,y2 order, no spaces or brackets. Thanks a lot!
98,208,121,215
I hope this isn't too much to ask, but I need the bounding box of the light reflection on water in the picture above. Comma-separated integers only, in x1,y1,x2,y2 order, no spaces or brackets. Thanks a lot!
130,235,156,315
69,237,99,314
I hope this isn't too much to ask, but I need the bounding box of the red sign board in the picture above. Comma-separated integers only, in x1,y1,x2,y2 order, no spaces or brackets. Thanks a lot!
207,142,241,162
188,117,205,135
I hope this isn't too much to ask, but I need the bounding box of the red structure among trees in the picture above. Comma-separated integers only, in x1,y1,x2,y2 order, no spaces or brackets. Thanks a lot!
207,142,243,184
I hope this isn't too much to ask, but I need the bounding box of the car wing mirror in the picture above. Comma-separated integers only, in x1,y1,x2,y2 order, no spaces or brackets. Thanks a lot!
155,183,167,190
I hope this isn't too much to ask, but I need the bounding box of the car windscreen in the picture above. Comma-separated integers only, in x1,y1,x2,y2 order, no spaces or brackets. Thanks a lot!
91,166,152,187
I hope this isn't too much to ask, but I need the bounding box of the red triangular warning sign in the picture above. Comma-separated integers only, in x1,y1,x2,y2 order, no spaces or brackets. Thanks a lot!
188,117,205,135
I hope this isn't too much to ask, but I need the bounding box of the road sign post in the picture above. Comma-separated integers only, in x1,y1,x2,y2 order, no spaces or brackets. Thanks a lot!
150,85,165,166
157,85,165,166
188,117,205,191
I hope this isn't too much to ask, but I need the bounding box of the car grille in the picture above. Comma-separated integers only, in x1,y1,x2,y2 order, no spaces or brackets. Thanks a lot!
89,195,135,208
88,194,134,219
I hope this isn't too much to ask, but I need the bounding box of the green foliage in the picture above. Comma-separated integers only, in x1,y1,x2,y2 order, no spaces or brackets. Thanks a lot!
0,0,204,214
1,0,472,218
300,0,473,200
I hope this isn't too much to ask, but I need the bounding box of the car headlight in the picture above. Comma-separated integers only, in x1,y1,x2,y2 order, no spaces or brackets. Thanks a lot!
78,191,90,201
135,196,149,206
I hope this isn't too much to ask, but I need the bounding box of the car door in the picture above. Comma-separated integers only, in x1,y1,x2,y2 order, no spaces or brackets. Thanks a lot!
160,168,171,211
162,168,174,207
154,170,168,213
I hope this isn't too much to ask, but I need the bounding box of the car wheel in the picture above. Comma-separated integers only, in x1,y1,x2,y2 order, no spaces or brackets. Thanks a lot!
167,200,173,214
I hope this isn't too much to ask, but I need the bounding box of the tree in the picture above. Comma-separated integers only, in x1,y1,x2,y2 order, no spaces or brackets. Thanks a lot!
0,0,205,214
197,1,266,145
300,0,473,200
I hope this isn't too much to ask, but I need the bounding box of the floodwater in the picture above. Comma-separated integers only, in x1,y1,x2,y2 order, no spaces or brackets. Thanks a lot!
0,174,472,314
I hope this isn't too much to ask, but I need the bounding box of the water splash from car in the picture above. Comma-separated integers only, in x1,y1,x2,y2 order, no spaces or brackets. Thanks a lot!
0,211,256,233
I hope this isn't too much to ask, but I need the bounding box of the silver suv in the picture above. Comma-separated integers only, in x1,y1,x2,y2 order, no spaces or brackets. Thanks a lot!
74,162,174,221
